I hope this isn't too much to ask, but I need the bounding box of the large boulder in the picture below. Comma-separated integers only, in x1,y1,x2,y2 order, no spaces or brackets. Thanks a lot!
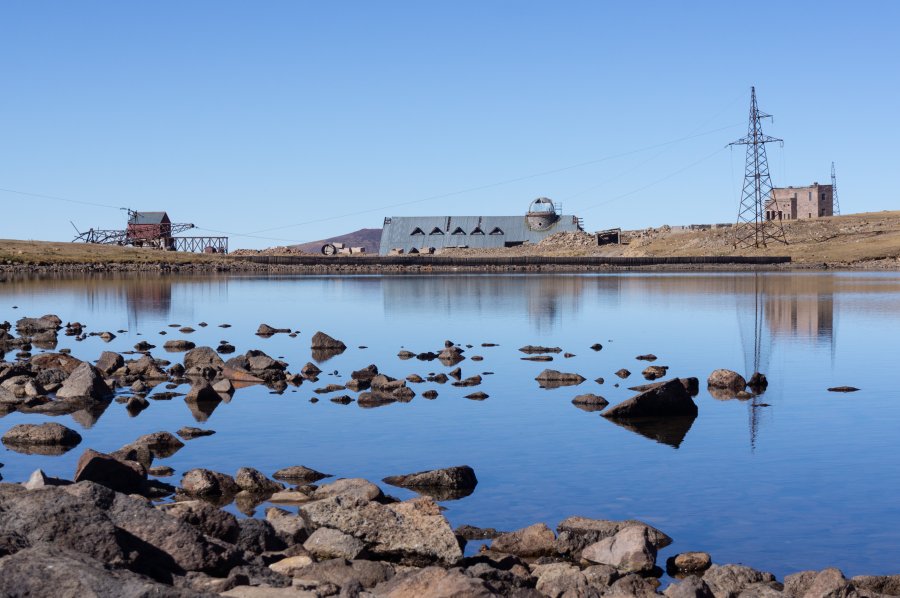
382,465,477,492
158,500,240,543
2,422,82,452
312,478,384,502
556,516,672,556
701,564,776,598
664,575,715,598
74,449,147,495
112,431,185,468
372,566,494,598
849,574,900,596
235,467,284,494
64,481,240,575
582,526,657,574
15,315,61,334
299,495,463,566
0,481,238,577
95,351,124,376
602,378,698,419
490,522,556,557
0,545,204,598
292,558,395,591
181,468,240,497
707,369,747,392
183,346,225,375
55,363,112,400
303,527,366,560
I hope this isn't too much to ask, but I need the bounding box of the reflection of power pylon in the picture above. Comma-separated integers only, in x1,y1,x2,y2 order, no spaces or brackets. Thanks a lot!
736,273,772,450
729,87,787,248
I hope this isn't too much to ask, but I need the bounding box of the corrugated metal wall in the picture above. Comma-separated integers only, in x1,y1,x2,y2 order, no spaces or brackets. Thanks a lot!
378,215,581,254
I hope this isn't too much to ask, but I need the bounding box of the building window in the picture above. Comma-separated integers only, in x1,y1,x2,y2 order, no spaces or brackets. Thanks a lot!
471,227,484,235
489,227,504,235
450,227,466,235
410,227,425,236
429,227,444,235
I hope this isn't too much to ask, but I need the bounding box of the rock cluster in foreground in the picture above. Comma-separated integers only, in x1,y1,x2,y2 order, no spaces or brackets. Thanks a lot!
0,467,897,597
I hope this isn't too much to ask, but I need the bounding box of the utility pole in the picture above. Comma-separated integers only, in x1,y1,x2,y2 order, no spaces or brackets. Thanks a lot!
729,87,788,248
831,162,841,215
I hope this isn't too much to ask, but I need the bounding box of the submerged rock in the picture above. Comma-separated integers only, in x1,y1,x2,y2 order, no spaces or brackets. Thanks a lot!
273,465,331,483
827,386,860,393
383,465,477,492
535,369,586,388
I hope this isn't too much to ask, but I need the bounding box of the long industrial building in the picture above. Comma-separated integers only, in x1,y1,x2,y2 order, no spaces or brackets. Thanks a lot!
378,198,583,255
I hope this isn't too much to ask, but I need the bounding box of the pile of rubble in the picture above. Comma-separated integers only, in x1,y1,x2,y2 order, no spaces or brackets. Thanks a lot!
537,231,598,248
230,246,307,256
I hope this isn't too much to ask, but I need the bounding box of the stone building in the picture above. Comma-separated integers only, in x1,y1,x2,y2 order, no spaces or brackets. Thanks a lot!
765,183,833,221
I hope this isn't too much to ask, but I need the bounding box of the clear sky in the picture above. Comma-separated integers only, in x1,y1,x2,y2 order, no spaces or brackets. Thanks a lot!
1,1,897,248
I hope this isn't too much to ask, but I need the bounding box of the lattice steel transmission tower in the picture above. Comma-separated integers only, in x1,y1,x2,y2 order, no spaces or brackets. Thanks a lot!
831,161,841,215
729,87,787,248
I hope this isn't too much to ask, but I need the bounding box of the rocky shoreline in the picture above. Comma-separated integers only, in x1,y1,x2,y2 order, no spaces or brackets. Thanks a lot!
0,314,896,597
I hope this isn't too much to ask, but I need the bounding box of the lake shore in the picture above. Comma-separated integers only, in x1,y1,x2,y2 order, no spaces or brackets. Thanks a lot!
2,326,899,597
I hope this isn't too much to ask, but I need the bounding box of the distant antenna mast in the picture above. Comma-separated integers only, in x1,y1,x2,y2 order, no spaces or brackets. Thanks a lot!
831,161,841,215
729,87,788,248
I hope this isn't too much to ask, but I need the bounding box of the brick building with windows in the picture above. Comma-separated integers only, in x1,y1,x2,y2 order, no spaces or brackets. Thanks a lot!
765,183,833,221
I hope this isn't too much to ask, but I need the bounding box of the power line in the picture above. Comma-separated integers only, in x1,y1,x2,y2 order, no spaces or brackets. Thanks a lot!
0,187,123,211
577,146,728,214
244,122,744,235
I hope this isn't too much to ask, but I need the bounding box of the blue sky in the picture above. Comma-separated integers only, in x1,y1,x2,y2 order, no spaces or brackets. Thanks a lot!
1,1,897,248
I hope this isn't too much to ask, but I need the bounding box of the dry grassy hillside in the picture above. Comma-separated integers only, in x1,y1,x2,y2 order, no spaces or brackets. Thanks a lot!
0,239,229,265
441,211,900,267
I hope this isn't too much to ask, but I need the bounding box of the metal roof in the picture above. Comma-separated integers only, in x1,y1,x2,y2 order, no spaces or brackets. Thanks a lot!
379,214,581,255
129,212,170,225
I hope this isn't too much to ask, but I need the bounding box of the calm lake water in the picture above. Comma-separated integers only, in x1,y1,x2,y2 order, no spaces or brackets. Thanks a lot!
1,271,899,579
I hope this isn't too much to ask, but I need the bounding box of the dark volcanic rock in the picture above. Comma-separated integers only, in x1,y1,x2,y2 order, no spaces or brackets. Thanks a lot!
0,545,204,598
158,500,240,544
74,449,147,494
641,365,669,380
181,468,240,497
572,394,609,412
519,345,562,354
383,465,478,492
603,379,698,419
311,331,347,350
256,323,291,336
163,339,196,352
828,386,860,393
235,467,284,494
95,351,124,375
177,426,216,440
535,369,586,388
